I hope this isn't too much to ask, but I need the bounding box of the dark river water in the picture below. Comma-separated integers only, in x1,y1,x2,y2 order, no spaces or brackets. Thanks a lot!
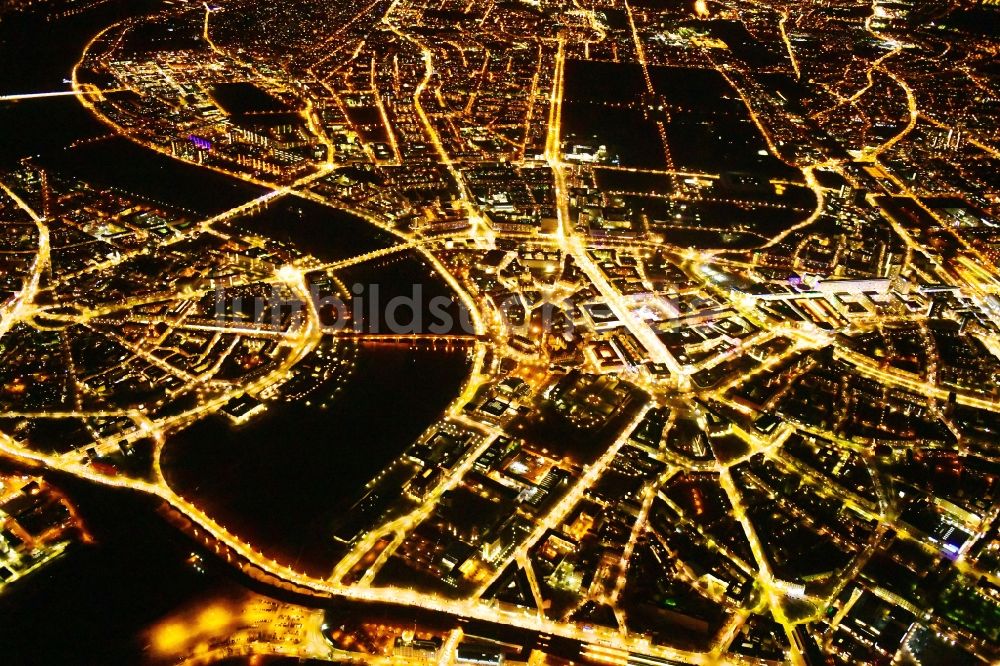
161,346,471,577
0,3,470,662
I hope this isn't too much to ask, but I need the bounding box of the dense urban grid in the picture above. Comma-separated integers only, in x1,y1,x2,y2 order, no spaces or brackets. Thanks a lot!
1,0,999,663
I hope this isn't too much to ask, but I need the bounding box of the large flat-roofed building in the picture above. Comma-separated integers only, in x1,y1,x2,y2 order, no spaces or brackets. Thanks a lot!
456,646,504,666
815,277,891,294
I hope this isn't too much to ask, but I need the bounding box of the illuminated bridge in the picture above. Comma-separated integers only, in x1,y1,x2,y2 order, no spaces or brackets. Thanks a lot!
0,87,126,102
328,332,481,347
